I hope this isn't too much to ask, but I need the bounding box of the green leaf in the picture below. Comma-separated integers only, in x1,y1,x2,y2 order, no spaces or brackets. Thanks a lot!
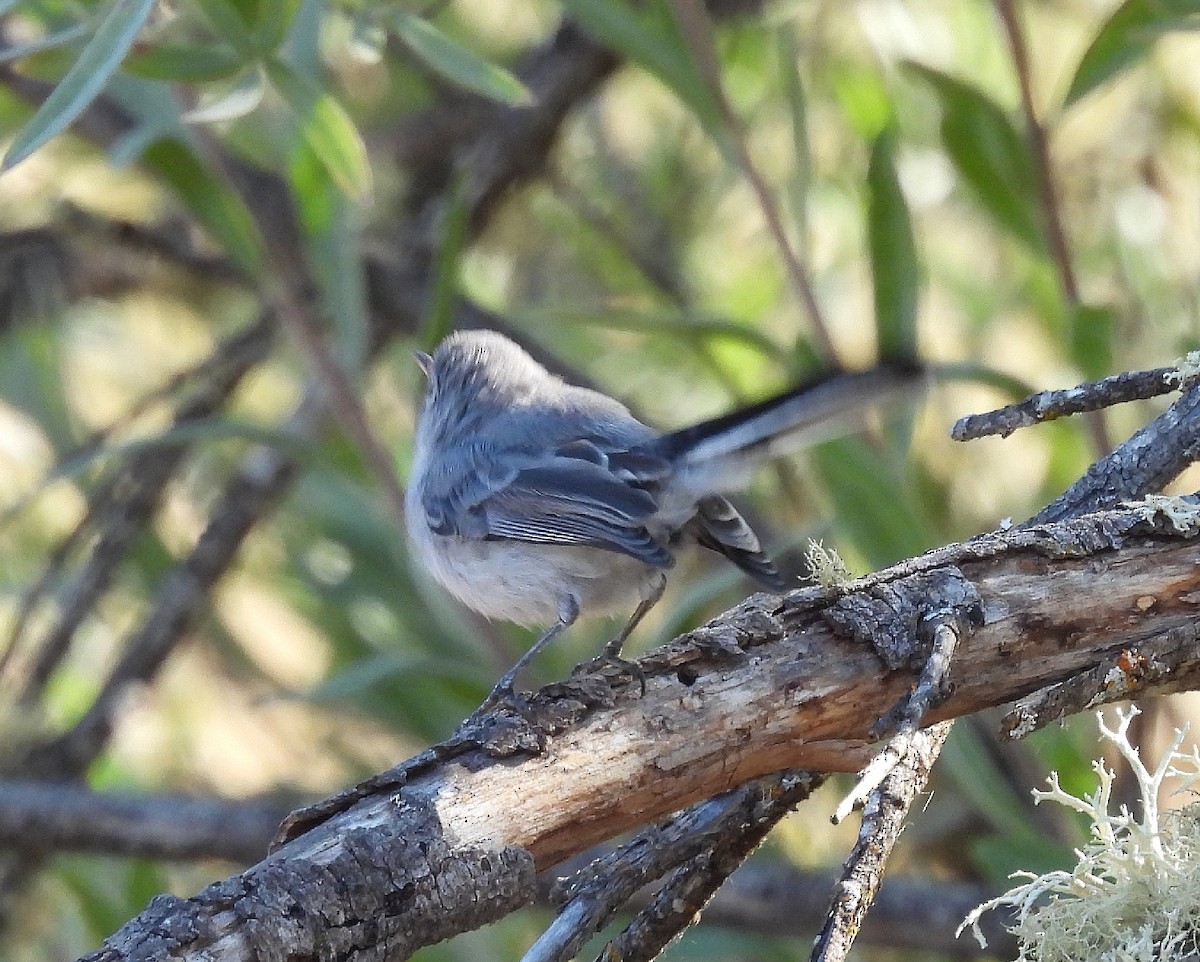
971,834,1075,891
832,61,894,139
814,439,927,567
1070,303,1116,380
267,59,372,200
2,0,157,171
936,361,1035,399
1066,0,1200,106
905,63,1043,249
562,0,723,134
122,43,245,82
284,0,324,76
941,723,1045,841
777,27,812,242
193,0,298,54
388,10,531,106
257,0,303,54
141,138,265,274
867,128,920,359
425,172,471,348
195,0,258,52
294,148,371,369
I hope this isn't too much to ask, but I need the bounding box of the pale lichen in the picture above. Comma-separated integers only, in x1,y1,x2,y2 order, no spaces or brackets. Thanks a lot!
1138,494,1200,537
1173,350,1200,387
804,539,850,588
961,706,1200,961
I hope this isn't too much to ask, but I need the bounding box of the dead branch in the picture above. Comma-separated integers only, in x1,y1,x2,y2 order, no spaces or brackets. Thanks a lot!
0,781,289,864
76,498,1200,961
951,366,1182,441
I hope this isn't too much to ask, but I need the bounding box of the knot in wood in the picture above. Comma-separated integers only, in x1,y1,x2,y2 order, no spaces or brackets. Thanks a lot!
821,567,983,671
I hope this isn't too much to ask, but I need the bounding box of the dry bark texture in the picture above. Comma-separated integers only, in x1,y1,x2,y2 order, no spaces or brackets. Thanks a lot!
79,499,1200,961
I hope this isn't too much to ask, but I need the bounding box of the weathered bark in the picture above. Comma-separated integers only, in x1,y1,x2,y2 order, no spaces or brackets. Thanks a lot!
79,499,1200,961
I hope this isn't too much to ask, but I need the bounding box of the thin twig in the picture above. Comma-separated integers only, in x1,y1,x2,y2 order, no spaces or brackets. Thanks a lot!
993,0,1078,308
599,771,823,962
6,316,273,705
525,790,746,962
811,722,953,962
666,0,838,365
690,861,1017,958
1030,381,1200,523
951,365,1180,440
0,780,290,863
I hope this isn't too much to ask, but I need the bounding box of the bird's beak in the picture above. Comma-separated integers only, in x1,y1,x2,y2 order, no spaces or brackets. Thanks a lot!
413,350,433,377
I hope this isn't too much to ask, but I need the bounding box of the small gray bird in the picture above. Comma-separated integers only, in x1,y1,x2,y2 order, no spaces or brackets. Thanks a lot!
407,329,922,711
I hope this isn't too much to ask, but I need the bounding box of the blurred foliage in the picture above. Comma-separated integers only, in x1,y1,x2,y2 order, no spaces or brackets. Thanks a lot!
1,0,1199,959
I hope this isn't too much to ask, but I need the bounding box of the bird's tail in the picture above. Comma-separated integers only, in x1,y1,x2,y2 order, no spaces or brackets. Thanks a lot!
653,359,926,499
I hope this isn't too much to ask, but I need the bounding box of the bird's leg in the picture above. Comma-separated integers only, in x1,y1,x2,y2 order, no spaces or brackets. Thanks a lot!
603,573,667,660
473,598,579,717
577,574,667,695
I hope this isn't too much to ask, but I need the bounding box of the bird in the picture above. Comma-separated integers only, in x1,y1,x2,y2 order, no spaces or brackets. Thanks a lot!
406,329,923,713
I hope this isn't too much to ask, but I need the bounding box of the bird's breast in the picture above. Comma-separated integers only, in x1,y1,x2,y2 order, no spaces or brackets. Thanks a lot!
408,515,665,626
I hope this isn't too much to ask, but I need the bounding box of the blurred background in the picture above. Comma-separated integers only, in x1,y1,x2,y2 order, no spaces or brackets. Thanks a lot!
1,0,1199,958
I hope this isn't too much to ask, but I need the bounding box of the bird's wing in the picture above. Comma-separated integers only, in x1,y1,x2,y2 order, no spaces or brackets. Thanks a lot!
421,440,675,568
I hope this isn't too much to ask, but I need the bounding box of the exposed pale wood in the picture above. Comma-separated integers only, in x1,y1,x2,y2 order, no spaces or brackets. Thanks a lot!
80,505,1200,962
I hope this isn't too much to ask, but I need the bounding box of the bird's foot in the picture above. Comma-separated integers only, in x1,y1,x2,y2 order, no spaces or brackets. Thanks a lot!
464,668,537,726
575,642,647,696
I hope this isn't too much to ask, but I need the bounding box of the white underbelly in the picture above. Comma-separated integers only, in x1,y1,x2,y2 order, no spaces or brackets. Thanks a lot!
410,525,663,627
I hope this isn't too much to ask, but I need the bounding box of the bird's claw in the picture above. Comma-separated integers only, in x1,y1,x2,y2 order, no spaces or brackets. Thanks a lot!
575,647,647,696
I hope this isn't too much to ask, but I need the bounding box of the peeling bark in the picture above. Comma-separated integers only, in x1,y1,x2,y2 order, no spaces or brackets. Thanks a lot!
77,500,1200,961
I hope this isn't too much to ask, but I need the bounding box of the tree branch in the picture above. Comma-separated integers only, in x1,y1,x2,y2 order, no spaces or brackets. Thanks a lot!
0,781,289,864
77,498,1200,961
693,862,1017,958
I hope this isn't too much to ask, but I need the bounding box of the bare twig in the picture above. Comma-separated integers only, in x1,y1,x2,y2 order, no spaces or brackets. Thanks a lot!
2,315,273,704
951,365,1180,440
1031,381,1200,523
666,0,837,364
0,780,290,863
992,0,1078,308
811,723,953,962
600,771,822,962
695,861,1017,958
526,772,822,962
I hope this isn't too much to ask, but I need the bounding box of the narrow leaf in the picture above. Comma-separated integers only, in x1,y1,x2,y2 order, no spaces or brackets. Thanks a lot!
868,129,920,359
267,59,372,200
1067,0,1200,106
194,0,257,53
426,172,471,348
905,63,1043,249
283,0,324,75
0,23,88,65
142,138,265,274
292,144,370,368
1070,303,1115,380
3,0,157,171
258,0,303,54
122,43,245,82
562,0,723,133
388,10,531,106
182,66,267,124
778,27,812,240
